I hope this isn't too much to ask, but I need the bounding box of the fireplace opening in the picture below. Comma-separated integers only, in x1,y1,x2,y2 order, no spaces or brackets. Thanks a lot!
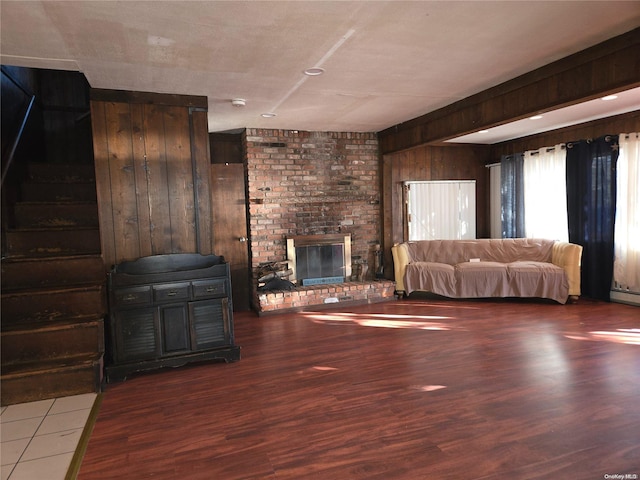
287,234,352,286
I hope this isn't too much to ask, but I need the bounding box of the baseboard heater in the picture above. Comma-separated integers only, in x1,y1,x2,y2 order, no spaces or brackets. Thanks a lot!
611,289,640,306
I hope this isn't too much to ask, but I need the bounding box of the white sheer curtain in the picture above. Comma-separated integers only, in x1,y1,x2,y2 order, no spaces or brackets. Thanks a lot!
523,144,568,241
614,132,640,293
406,181,475,240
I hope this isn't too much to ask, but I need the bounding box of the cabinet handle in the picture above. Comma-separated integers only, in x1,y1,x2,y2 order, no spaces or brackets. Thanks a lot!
206,287,216,292
123,294,137,301
167,291,177,296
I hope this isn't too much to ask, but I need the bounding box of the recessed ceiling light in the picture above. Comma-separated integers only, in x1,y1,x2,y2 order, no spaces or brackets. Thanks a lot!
231,98,246,107
529,115,543,120
261,112,277,118
304,67,325,76
601,94,618,101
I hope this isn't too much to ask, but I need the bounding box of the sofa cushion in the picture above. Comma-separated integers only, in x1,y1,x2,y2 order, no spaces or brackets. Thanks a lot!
405,262,456,297
506,261,568,303
455,262,510,297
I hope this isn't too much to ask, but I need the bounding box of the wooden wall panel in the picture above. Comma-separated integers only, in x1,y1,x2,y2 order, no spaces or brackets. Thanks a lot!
105,101,141,264
129,104,152,258
91,90,211,269
90,101,115,268
191,110,212,255
382,144,490,276
209,132,243,164
140,104,170,254
163,105,196,253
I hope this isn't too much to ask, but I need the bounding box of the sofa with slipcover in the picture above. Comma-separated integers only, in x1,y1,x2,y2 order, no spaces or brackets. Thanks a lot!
391,238,582,304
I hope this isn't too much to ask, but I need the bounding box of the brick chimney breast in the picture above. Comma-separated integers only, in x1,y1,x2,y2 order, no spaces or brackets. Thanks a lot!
246,129,382,308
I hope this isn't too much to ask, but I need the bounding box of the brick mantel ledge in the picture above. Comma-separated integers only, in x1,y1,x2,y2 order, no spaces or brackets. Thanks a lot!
254,280,396,316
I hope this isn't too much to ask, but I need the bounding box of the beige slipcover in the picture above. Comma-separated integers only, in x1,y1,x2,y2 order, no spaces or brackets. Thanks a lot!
391,238,582,304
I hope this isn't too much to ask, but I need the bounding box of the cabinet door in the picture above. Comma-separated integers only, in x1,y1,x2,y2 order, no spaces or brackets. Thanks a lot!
115,309,157,362
160,304,191,354
189,299,230,349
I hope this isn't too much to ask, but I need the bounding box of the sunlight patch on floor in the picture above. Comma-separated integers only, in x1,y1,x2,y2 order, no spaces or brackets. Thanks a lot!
409,385,447,392
304,311,456,330
297,365,340,375
565,328,640,345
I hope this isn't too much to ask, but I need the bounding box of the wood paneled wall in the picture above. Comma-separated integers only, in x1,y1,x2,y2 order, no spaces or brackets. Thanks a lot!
90,90,212,269
38,69,93,165
382,144,491,274
209,132,243,164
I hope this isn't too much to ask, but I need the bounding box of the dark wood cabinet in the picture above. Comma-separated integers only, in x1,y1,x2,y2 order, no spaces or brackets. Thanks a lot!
105,254,240,382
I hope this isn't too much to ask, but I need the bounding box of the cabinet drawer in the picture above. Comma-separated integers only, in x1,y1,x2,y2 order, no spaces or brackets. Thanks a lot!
192,279,227,299
112,286,152,307
153,282,190,303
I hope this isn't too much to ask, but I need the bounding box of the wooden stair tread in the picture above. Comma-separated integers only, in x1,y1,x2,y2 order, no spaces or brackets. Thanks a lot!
1,354,103,377
3,160,105,405
6,226,99,232
1,314,104,333
2,281,106,294
1,253,103,263
2,284,104,296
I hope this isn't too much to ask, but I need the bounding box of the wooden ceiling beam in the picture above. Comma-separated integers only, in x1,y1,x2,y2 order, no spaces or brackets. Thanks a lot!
378,27,640,154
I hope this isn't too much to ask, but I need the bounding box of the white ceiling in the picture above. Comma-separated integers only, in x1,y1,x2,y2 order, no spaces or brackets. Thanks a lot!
1,1,639,139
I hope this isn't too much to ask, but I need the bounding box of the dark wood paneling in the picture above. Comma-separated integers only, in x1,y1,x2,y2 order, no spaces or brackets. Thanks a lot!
37,69,92,165
379,28,640,153
89,101,115,267
163,105,196,253
382,144,490,276
91,89,207,108
209,132,243,164
191,110,213,255
210,163,250,310
91,91,211,268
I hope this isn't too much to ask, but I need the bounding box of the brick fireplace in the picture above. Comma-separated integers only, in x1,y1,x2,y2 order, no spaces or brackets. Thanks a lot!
245,129,395,313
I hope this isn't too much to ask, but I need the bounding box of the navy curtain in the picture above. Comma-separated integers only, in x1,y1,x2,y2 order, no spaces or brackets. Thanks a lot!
500,153,525,238
566,135,618,301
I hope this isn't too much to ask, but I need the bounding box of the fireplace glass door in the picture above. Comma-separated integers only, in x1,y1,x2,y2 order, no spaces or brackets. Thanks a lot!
287,234,351,286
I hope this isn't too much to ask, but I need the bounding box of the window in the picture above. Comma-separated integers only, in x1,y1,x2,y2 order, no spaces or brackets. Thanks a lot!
523,144,568,241
404,180,476,240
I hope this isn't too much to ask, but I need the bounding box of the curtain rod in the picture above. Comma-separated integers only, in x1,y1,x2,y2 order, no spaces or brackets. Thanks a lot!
528,145,566,155
485,132,636,167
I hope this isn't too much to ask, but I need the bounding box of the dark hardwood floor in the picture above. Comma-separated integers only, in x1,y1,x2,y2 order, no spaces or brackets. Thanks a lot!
78,296,640,479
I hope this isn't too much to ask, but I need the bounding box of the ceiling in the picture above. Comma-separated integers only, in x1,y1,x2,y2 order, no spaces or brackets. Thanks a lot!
1,1,639,140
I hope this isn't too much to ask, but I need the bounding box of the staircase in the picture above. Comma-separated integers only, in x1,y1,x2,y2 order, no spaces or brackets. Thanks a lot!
1,163,106,406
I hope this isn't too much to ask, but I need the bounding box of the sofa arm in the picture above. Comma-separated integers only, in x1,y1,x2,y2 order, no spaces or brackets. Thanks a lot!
391,243,410,295
552,242,583,297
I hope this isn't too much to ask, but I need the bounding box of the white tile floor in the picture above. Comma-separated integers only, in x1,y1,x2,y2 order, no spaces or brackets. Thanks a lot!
0,393,97,480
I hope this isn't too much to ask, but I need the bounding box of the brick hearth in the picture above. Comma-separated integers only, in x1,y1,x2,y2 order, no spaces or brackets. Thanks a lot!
255,280,396,315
